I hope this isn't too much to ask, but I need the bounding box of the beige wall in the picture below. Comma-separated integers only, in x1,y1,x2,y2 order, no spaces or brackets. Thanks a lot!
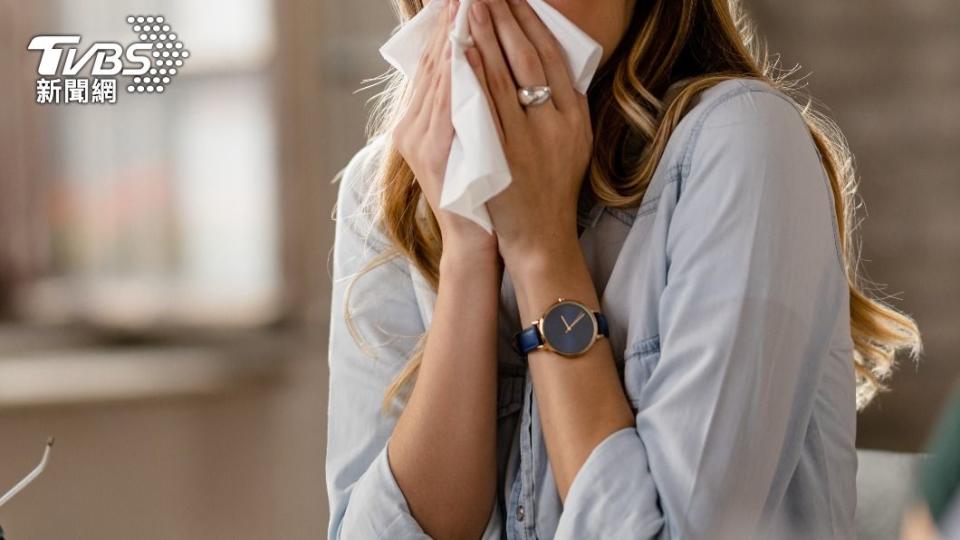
755,0,960,450
0,338,330,538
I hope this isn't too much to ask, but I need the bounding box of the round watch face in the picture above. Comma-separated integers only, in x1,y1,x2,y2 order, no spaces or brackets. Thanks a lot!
540,300,598,357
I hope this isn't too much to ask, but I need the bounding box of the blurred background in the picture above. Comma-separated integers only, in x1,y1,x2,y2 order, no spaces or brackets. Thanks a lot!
0,0,956,538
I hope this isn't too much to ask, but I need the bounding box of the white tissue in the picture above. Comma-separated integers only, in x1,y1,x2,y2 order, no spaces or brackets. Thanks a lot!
379,0,603,233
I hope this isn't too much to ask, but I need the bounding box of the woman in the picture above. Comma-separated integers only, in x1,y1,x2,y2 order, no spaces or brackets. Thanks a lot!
326,0,922,538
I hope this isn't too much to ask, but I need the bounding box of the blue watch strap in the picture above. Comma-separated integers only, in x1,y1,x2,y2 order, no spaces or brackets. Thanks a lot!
514,311,609,357
596,311,609,338
515,325,543,355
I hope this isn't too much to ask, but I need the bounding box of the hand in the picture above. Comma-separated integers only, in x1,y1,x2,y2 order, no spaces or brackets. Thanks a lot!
561,312,585,333
464,0,594,270
394,0,498,258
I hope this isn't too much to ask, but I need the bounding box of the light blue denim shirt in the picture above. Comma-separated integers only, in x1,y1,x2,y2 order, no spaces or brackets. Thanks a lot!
326,78,857,539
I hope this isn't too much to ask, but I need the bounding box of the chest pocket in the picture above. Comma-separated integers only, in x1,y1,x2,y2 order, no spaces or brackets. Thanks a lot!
623,334,661,409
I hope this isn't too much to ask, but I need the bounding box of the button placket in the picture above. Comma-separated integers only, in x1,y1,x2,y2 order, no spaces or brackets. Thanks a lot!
518,373,537,538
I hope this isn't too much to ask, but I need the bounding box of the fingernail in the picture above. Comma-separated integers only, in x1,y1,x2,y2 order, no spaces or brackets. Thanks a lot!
471,1,487,23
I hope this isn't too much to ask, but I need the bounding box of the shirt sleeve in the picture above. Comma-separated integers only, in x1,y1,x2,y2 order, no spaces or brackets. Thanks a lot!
555,86,850,539
325,138,432,539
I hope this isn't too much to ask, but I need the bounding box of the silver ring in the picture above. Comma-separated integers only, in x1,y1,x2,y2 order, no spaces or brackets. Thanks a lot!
518,85,552,108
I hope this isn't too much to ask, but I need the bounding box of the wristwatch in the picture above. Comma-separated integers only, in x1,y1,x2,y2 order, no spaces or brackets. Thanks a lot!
514,298,609,358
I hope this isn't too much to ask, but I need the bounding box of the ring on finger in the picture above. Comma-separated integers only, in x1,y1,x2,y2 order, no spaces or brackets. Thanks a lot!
518,85,552,107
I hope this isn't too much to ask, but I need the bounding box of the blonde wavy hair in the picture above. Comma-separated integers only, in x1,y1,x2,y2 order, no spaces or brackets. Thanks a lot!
341,0,921,412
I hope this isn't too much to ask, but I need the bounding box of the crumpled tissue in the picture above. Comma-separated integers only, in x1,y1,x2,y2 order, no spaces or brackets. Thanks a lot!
379,0,602,233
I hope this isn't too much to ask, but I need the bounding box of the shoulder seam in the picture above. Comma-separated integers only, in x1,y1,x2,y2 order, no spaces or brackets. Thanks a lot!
679,81,800,180
674,81,847,272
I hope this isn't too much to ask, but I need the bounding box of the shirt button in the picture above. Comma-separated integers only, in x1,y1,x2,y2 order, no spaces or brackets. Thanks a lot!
516,504,525,522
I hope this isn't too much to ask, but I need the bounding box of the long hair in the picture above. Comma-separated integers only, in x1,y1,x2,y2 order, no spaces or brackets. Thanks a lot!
342,0,922,412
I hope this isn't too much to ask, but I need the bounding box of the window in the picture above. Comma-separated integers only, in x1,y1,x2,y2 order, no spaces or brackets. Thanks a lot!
15,0,280,329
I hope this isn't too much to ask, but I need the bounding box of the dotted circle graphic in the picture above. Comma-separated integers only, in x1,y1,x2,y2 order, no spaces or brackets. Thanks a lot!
125,14,189,95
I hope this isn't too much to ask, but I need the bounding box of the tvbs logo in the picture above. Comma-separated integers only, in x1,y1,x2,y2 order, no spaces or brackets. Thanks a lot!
28,36,152,77
27,15,189,105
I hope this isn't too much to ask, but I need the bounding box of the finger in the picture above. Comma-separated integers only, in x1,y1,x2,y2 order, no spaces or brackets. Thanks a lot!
426,34,453,131
419,47,447,132
430,0,455,54
428,0,460,76
421,1,457,130
576,91,594,148
409,0,454,116
468,0,525,131
506,0,577,112
483,0,550,99
464,45,504,142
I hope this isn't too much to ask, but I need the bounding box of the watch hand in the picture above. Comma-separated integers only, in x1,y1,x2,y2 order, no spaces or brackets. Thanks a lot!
568,313,585,331
560,314,572,332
